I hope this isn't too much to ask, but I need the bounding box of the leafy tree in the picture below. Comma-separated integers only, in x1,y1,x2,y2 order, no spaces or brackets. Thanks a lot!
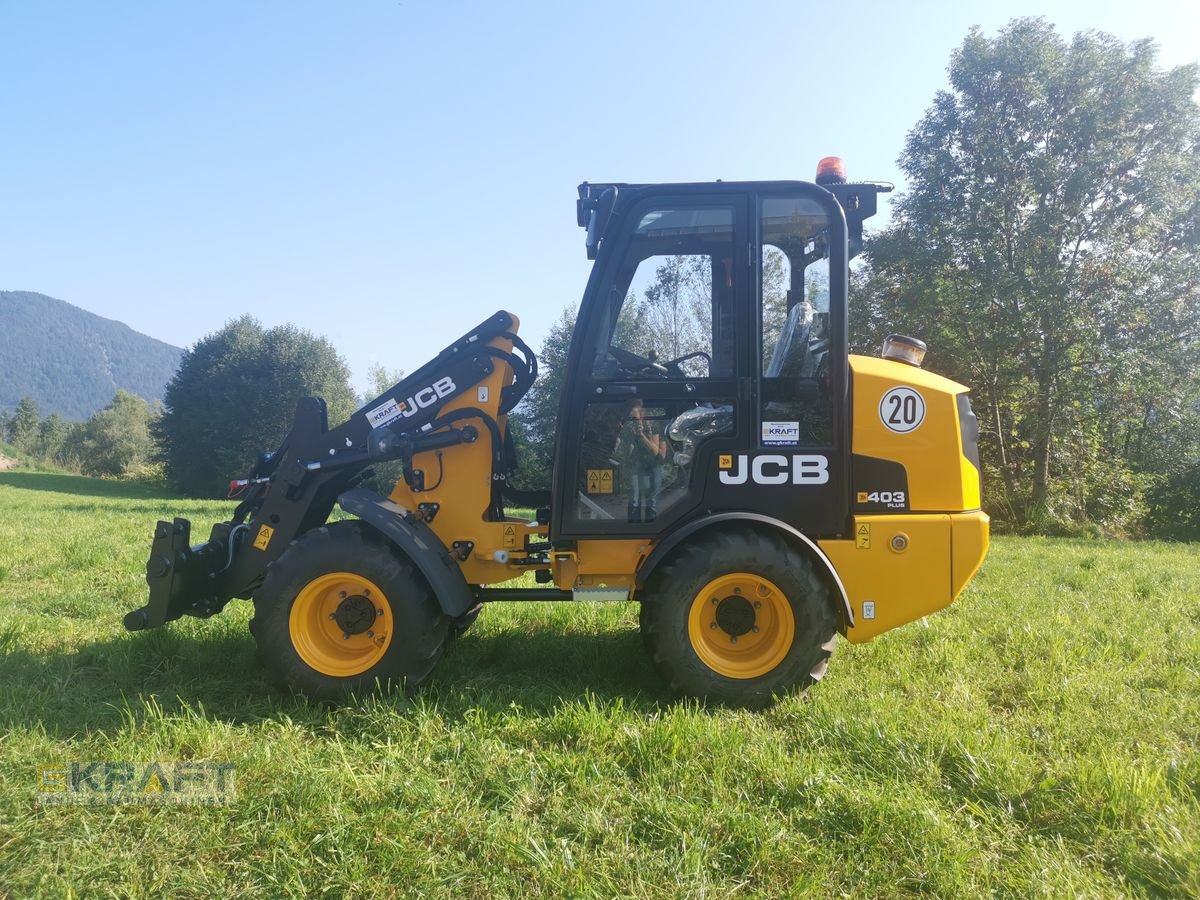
157,316,358,497
508,306,577,490
856,18,1200,531
615,256,718,377
73,390,157,477
640,255,711,364
35,413,74,465
1144,461,1200,541
9,397,41,452
365,363,405,401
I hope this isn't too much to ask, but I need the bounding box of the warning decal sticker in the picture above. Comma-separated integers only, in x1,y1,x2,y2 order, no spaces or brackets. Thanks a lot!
254,524,275,551
855,522,871,549
586,469,614,494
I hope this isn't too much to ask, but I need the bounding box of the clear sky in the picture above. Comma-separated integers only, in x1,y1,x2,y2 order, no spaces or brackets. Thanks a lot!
2,0,1196,398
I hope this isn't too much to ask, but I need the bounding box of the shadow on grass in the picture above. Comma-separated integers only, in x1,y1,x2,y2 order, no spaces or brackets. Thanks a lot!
0,619,671,739
0,470,175,500
430,625,669,716
0,626,274,738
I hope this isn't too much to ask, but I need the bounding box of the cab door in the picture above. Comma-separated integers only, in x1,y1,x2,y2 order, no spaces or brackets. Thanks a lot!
552,191,751,539
743,188,850,535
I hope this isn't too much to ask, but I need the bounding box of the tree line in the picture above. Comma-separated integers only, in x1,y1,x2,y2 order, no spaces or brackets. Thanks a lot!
1,390,158,477
0,316,359,495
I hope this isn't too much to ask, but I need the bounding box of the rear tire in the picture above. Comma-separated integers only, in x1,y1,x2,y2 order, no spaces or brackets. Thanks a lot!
639,529,836,708
250,521,450,701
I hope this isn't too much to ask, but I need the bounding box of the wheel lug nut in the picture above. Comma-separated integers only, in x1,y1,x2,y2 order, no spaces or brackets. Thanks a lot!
342,632,350,640
754,601,761,609
367,630,374,638
339,591,347,599
710,622,717,629
730,636,738,644
752,625,760,633
733,587,741,595
328,613,337,620
711,597,719,606
377,608,384,616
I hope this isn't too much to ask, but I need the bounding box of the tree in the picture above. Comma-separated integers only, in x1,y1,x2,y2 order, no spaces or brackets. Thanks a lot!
508,306,577,490
616,255,717,376
364,363,405,402
75,390,158,477
8,397,41,453
35,413,73,465
857,18,1200,531
640,255,711,364
156,316,358,497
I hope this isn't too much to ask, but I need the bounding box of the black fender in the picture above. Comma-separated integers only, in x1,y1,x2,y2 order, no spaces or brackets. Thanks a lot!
634,511,855,633
337,488,475,617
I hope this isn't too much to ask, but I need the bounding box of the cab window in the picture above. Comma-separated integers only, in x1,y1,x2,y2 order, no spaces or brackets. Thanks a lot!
591,206,736,381
760,196,833,444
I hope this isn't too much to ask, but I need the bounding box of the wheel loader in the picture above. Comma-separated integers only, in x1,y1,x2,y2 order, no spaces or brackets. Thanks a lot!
125,159,989,706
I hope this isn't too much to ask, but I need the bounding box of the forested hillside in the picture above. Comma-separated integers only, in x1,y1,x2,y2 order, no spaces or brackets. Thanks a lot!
0,291,182,419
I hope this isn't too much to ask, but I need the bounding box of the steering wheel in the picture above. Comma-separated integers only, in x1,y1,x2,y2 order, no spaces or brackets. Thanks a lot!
659,350,712,377
607,345,668,377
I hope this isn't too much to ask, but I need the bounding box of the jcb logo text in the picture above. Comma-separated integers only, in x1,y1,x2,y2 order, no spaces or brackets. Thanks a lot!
399,377,456,418
718,454,830,485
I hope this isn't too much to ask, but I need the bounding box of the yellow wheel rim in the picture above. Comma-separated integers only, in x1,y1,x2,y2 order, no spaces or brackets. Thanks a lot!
288,572,393,677
687,573,795,679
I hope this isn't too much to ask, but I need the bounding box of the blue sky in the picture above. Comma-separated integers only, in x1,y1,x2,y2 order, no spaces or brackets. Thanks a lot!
2,0,1197,398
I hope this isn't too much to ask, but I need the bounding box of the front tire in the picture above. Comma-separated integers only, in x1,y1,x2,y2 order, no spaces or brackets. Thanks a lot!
639,529,836,707
250,521,450,701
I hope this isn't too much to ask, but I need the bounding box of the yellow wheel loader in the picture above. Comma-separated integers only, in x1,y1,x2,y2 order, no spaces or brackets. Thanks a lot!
126,159,989,706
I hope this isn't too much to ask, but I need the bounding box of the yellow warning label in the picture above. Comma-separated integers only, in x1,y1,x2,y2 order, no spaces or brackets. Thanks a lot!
856,491,868,503
254,523,274,551
718,454,733,469
586,469,614,494
502,525,517,548
855,523,871,549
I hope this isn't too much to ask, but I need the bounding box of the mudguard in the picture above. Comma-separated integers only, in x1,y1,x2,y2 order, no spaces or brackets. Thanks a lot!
337,488,475,617
635,511,855,633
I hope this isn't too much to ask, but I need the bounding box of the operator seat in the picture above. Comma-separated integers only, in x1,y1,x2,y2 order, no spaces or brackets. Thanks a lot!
766,303,812,378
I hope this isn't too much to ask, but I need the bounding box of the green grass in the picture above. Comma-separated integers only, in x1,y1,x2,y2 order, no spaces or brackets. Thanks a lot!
0,469,1197,898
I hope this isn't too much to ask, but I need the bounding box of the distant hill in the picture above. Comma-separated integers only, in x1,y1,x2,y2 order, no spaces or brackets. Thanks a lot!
0,291,183,420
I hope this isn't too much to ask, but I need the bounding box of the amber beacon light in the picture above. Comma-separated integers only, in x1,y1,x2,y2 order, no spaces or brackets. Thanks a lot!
815,156,847,185
881,334,928,368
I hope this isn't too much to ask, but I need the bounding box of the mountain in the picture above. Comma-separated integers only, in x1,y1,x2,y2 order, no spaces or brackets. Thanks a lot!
0,291,184,420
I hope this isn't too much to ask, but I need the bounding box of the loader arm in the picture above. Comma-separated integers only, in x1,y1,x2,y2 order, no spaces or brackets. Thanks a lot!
125,310,535,632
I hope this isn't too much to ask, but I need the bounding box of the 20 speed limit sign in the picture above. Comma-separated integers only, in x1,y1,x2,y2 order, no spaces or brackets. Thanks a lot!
879,386,926,433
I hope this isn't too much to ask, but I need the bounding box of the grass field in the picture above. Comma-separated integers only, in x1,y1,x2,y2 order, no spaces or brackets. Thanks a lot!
0,469,1197,898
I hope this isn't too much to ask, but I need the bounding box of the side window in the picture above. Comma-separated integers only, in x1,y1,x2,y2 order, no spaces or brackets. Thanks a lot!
760,197,833,445
591,206,736,381
574,399,734,525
